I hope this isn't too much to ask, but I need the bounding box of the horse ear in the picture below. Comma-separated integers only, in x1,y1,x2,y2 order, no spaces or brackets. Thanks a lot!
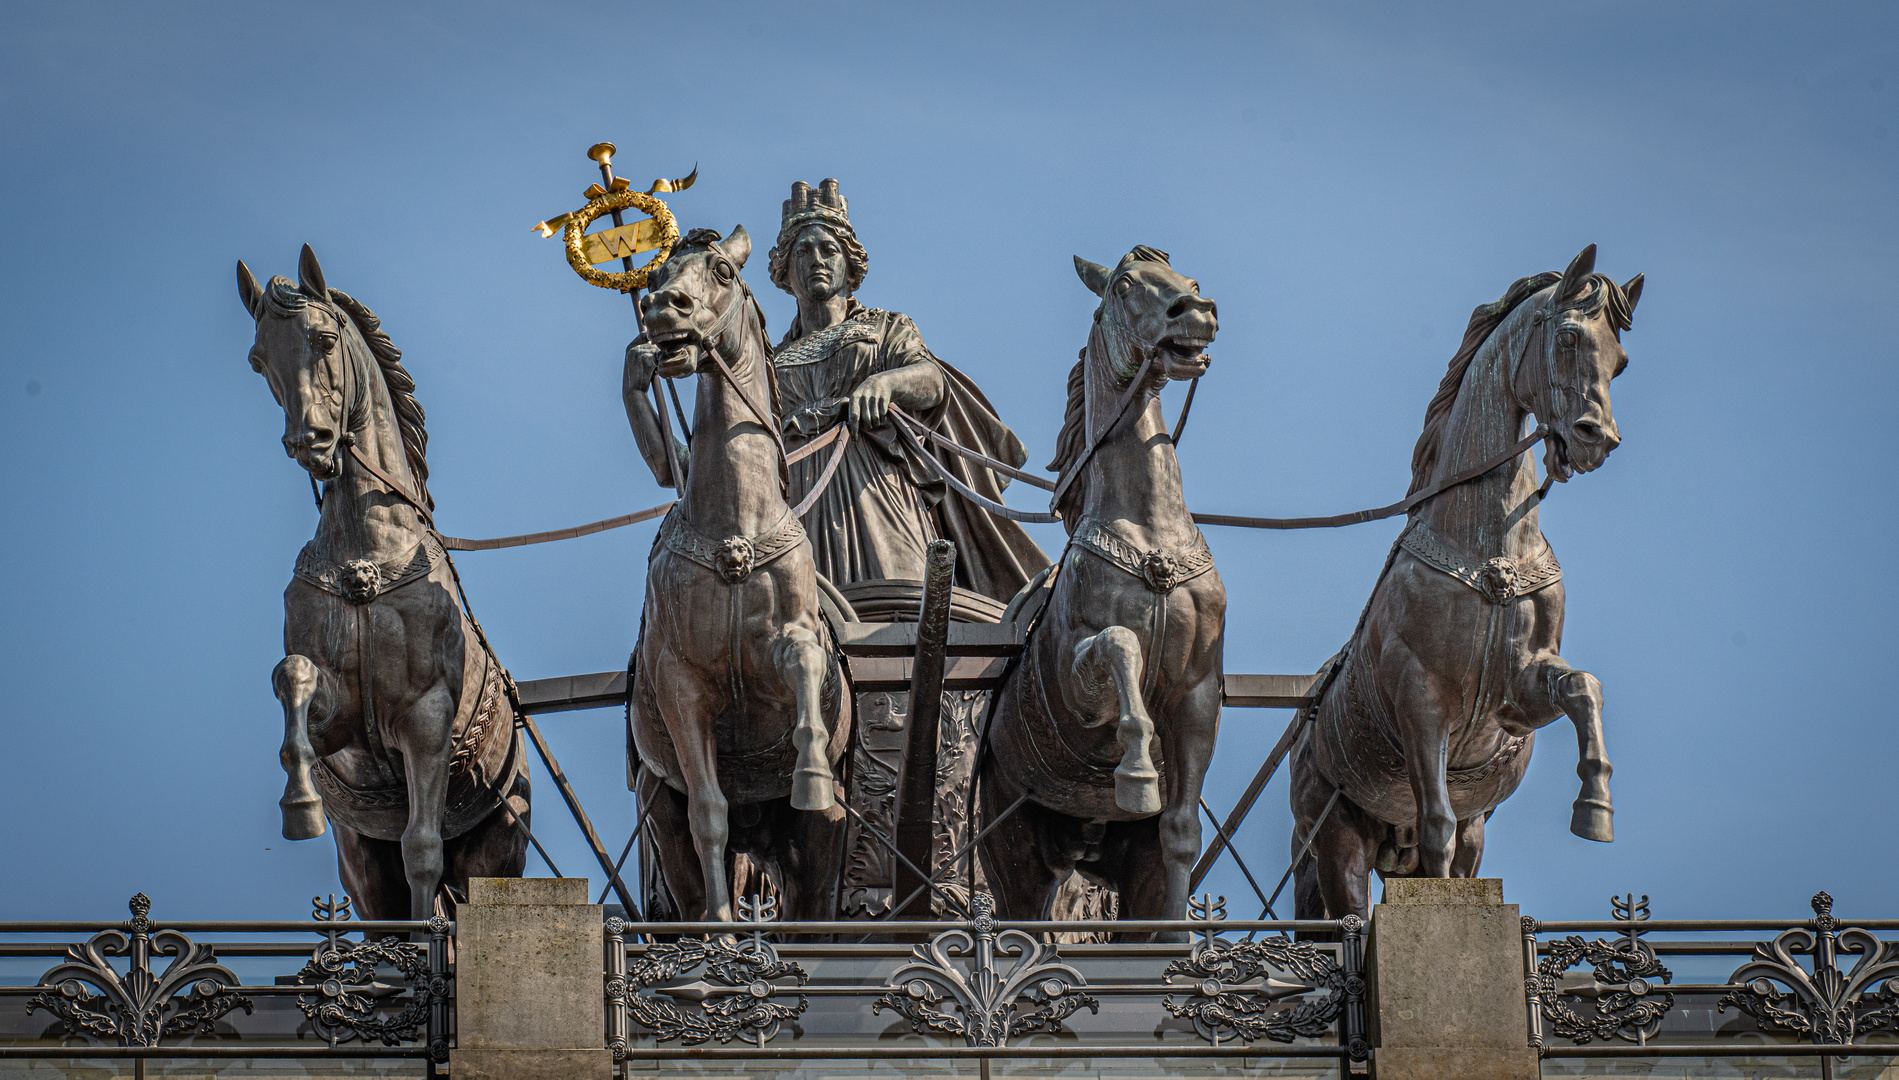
1621,273,1644,314
1557,243,1597,302
1074,256,1112,297
298,244,328,299
719,224,752,270
237,260,263,317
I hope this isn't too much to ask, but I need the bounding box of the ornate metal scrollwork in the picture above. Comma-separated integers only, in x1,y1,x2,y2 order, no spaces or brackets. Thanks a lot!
1532,894,1675,1045
613,895,810,1047
27,893,254,1046
294,895,445,1046
874,891,1098,1046
1719,891,1899,1043
1160,895,1348,1045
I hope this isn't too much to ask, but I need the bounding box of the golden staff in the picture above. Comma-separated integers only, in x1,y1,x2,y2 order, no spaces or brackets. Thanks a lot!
534,142,699,469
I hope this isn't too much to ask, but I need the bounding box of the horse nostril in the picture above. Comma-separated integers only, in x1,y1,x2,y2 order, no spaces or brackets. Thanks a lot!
1572,419,1603,443
1166,298,1188,319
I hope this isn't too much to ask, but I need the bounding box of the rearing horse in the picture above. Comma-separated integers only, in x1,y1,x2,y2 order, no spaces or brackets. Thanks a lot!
1292,244,1643,920
628,226,850,923
979,246,1225,933
238,246,528,920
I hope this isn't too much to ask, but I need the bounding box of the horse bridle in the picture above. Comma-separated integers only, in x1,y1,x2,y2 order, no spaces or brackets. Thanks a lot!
656,252,790,471
1046,279,1163,516
1516,285,1585,485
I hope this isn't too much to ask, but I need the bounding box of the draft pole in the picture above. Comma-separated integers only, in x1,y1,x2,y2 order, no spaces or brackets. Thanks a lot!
893,540,956,919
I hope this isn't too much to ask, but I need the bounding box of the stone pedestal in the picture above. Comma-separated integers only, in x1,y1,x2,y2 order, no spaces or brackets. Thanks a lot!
451,877,611,1080
1366,878,1537,1080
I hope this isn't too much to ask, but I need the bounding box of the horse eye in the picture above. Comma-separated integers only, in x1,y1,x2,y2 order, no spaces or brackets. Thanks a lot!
249,349,267,373
715,261,733,282
1557,328,1579,349
1113,276,1134,297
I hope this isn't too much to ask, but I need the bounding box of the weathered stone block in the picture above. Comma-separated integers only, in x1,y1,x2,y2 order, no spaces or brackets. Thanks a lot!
1367,877,1536,1080
452,876,608,1080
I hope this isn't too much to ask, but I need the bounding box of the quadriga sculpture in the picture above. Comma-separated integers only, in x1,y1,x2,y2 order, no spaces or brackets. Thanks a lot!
626,226,850,923
1290,245,1643,920
237,246,528,920
978,246,1225,935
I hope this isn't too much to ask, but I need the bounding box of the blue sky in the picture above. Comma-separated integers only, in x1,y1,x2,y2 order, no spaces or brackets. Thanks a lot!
1,2,1893,923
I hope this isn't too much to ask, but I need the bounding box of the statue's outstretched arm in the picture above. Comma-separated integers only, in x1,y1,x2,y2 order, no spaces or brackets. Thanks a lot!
623,340,687,488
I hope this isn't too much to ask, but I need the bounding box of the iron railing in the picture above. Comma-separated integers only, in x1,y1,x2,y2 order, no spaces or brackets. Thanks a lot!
605,892,1369,1075
0,893,449,1072
1523,891,1899,1077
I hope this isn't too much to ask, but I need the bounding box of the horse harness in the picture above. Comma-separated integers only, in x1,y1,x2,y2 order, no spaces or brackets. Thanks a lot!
294,526,520,842
655,505,811,708
1073,516,1215,699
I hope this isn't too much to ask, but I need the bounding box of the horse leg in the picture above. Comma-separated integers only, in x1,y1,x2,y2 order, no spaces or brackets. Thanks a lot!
1070,626,1161,815
1393,664,1461,877
1291,749,1376,919
976,766,1065,921
641,780,707,922
333,824,409,921
777,793,845,922
272,655,336,840
774,626,837,813
666,674,737,922
1515,660,1614,842
1450,811,1488,877
395,684,455,920
1152,675,1221,927
444,765,531,906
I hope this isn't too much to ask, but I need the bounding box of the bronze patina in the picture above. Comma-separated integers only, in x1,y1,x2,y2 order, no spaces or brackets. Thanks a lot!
1290,245,1643,920
238,246,528,921
977,247,1226,936
622,226,851,924
766,179,1049,600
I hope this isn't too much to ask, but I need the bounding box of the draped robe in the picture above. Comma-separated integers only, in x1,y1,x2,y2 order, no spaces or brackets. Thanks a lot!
775,299,1049,600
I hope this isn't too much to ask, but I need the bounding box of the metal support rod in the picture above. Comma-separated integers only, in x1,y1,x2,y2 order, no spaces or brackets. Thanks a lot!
1198,796,1274,916
837,801,969,917
1258,786,1340,924
893,539,955,919
1192,709,1307,889
879,793,1028,923
517,712,640,916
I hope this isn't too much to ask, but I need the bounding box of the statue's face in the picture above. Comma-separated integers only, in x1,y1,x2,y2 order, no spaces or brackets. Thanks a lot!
788,225,849,302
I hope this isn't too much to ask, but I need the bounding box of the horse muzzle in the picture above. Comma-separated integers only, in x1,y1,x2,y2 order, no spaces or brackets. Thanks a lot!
1156,333,1214,380
285,431,340,480
648,325,706,378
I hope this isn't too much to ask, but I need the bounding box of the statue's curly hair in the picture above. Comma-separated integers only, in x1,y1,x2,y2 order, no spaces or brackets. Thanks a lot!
768,221,868,297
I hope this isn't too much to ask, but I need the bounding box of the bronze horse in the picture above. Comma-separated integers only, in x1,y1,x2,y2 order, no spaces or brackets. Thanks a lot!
1291,245,1643,920
628,226,851,923
238,246,528,921
978,247,1224,933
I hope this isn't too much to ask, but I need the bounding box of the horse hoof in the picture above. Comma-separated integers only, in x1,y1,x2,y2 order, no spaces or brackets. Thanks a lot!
1113,771,1162,815
1570,800,1614,843
792,771,835,812
281,797,327,840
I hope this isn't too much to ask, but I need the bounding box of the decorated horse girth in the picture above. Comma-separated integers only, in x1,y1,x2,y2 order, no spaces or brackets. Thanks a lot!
294,530,444,604
1397,518,1561,604
1070,517,1216,594
657,505,806,584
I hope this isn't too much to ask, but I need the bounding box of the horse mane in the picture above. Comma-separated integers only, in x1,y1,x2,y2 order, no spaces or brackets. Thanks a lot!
1405,271,1560,498
1047,353,1089,525
327,289,433,512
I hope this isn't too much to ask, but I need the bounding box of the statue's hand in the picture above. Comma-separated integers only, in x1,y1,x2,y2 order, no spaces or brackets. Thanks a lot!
625,340,661,395
845,377,894,431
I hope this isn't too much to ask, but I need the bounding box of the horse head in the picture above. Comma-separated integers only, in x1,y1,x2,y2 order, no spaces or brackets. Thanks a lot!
1528,244,1644,480
640,225,756,379
237,245,361,481
1074,246,1218,383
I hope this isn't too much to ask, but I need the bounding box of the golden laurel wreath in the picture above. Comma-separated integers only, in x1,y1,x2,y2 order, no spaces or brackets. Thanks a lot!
562,189,680,293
